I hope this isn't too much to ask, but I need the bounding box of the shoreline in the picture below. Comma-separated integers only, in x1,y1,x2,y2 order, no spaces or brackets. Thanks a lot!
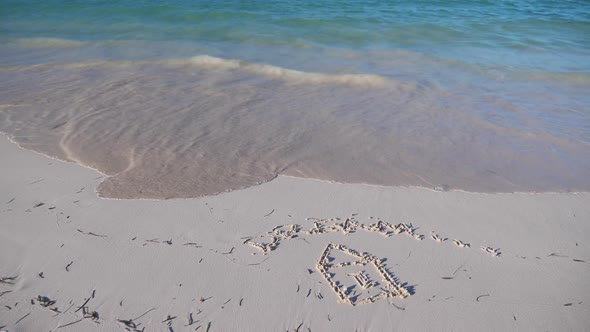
1,133,587,203
1,134,589,331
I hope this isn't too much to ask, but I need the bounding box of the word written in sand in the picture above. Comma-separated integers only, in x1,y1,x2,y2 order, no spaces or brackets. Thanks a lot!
244,216,423,253
244,215,495,258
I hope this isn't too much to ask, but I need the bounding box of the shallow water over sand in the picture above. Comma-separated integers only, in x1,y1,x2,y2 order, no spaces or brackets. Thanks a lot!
1,56,588,198
1,0,589,198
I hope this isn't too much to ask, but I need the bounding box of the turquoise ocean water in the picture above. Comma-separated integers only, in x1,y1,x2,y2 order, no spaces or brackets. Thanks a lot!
2,0,589,71
1,0,589,197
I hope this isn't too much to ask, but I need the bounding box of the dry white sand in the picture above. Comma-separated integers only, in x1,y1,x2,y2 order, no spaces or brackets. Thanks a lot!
1,134,589,331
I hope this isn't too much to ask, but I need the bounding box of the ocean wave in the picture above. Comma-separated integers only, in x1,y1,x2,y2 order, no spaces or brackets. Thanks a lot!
166,55,401,88
0,54,414,89
3,37,87,48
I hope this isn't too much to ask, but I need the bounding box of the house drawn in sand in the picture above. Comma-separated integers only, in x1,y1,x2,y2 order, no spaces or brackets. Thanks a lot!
316,243,410,306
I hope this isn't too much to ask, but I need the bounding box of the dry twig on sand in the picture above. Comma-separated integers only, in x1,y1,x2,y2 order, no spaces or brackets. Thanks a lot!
476,294,490,302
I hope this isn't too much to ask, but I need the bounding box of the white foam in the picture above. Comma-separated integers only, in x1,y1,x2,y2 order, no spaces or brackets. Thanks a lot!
170,55,401,88
7,37,87,48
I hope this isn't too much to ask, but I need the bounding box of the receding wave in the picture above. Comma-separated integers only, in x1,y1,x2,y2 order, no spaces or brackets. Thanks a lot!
0,56,588,199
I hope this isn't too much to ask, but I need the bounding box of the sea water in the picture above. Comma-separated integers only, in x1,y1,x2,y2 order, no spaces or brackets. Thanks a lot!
1,0,589,198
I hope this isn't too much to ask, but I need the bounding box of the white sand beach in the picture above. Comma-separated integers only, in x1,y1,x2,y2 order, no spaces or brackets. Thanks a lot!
3,1,589,330
1,134,589,331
